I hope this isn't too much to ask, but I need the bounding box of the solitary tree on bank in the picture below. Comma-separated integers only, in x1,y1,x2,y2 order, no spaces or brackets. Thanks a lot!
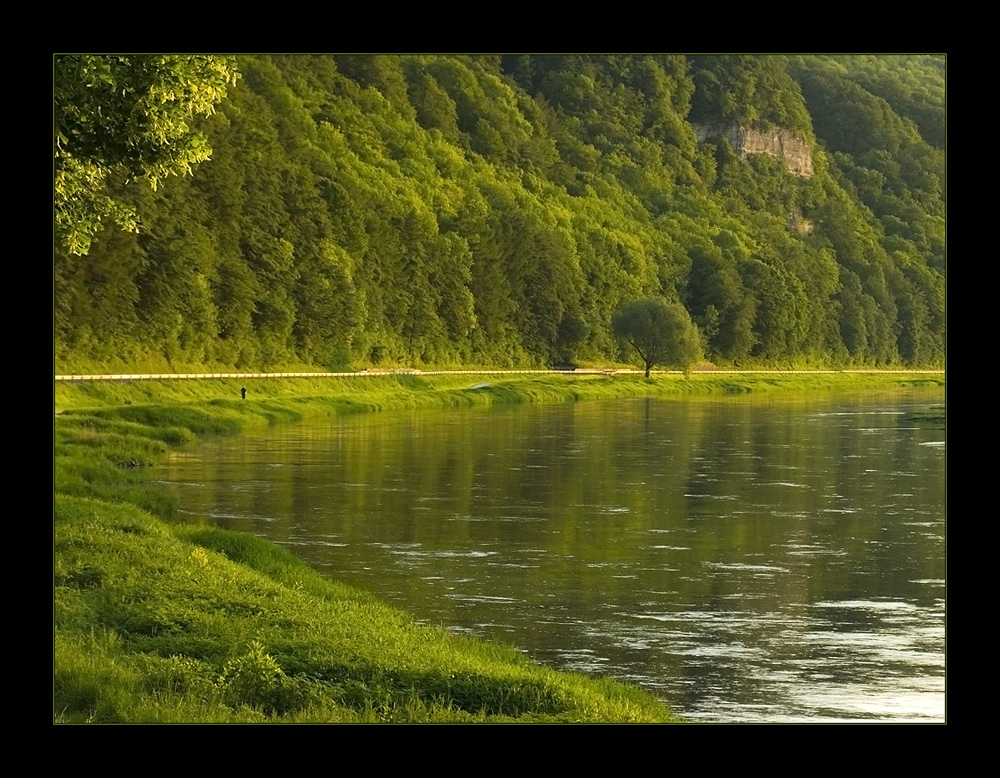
612,298,701,377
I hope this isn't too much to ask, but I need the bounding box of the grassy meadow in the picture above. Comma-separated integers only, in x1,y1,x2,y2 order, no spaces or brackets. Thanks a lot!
54,370,943,723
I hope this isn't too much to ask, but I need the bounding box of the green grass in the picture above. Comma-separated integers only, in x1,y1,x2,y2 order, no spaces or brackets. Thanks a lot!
55,370,945,413
55,495,671,723
54,370,943,723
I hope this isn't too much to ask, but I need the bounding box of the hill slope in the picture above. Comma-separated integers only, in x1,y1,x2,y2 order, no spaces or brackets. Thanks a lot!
54,54,945,372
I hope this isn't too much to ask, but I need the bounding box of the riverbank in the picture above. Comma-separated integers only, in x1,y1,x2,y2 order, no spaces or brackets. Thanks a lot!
54,371,943,723
55,369,945,413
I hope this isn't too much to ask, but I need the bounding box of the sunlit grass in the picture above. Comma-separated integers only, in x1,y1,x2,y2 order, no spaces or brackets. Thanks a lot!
55,370,944,413
55,495,678,723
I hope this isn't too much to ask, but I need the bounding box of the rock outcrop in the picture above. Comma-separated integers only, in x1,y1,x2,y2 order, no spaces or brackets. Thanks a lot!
694,124,813,178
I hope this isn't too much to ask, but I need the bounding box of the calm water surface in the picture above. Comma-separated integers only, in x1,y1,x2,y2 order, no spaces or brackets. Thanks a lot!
159,389,946,722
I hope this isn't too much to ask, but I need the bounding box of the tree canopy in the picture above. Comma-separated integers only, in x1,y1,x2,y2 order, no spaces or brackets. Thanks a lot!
612,299,701,377
54,55,945,372
54,55,239,255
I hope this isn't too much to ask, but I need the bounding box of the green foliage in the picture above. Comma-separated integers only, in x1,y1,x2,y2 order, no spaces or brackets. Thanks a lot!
55,55,239,256
216,641,312,715
54,54,945,373
682,239,756,362
689,55,812,134
612,298,701,377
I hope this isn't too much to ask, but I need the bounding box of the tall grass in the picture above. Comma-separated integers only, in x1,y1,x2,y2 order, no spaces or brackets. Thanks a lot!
55,494,676,723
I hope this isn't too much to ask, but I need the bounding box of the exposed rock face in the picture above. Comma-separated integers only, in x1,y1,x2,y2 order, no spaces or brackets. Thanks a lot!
694,124,813,178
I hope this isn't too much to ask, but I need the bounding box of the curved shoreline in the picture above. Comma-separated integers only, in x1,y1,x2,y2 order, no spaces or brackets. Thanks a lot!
54,372,943,723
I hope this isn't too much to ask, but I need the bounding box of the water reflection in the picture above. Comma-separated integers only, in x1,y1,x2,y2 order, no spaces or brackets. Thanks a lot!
159,390,945,722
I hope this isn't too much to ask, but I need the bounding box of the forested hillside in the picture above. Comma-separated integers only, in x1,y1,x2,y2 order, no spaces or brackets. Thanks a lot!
53,54,946,372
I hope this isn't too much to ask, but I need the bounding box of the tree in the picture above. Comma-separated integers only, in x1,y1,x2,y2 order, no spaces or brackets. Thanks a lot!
55,54,239,255
612,298,700,377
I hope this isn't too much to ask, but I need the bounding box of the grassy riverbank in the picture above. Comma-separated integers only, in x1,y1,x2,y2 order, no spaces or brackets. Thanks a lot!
54,371,943,723
55,369,945,413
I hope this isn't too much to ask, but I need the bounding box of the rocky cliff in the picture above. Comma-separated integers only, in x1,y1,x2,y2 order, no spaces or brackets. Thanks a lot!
694,125,814,178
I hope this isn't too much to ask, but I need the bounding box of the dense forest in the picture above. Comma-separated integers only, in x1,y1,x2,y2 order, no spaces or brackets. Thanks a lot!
53,54,946,372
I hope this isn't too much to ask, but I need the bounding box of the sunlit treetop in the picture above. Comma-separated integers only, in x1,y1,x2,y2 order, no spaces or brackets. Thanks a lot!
54,54,239,255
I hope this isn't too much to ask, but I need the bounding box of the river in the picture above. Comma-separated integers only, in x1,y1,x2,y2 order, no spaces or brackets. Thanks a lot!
158,389,946,722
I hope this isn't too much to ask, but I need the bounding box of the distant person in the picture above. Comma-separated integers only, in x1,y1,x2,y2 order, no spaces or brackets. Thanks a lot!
241,386,247,400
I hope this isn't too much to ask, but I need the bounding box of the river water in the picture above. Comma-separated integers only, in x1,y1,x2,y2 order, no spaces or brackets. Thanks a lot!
158,389,946,722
